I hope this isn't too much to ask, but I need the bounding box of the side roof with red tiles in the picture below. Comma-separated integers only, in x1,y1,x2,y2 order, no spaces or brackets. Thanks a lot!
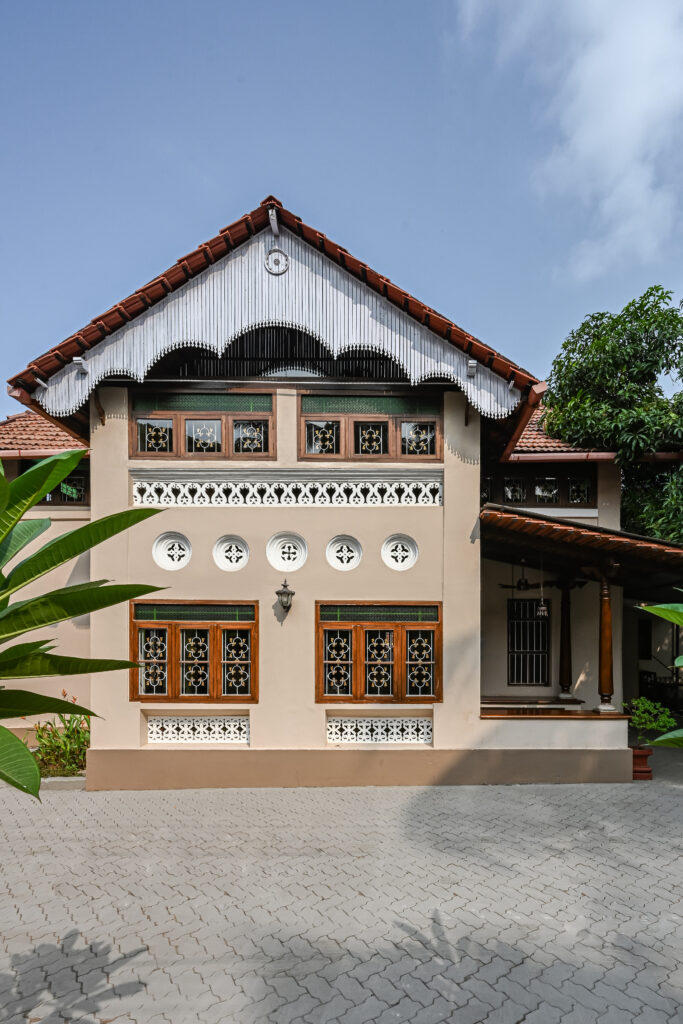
8,196,539,401
0,412,87,456
512,408,590,454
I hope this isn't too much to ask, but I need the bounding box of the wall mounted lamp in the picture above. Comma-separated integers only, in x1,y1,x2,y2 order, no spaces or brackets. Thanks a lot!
276,579,295,613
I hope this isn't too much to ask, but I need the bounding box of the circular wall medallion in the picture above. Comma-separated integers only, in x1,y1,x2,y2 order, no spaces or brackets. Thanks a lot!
265,248,289,275
152,532,192,571
213,535,249,572
266,532,308,571
326,535,362,572
381,534,418,571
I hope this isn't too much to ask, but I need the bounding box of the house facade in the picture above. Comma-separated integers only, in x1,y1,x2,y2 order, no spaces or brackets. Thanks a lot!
7,197,682,789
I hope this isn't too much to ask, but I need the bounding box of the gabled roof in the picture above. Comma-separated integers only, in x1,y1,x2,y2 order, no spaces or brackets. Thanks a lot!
8,196,538,409
0,412,87,457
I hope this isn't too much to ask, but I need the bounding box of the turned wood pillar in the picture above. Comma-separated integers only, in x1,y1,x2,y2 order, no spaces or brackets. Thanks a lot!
598,577,615,710
558,584,573,699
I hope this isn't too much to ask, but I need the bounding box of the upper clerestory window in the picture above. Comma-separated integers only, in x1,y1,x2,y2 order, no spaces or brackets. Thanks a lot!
131,392,275,459
299,394,442,462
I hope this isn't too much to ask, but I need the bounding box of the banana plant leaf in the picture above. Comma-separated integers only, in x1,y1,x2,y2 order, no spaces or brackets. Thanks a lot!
0,724,40,797
1,508,159,598
0,451,85,548
0,475,9,517
0,519,51,570
0,640,55,662
651,728,683,748
0,652,139,680
0,581,163,644
640,603,683,627
0,689,93,720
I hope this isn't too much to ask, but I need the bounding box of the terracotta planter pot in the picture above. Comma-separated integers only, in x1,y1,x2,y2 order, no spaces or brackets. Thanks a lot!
632,746,653,781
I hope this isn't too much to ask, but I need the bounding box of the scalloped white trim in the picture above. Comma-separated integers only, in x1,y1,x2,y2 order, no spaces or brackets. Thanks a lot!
35,229,522,419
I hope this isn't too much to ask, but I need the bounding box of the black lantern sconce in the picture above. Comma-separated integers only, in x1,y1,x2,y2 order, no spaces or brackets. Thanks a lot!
276,579,295,613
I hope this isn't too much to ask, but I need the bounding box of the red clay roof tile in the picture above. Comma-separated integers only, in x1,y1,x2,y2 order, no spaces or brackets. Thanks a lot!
0,412,87,455
512,408,590,455
8,196,539,400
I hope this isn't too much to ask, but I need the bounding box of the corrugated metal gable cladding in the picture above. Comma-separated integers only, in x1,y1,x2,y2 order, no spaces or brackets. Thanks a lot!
29,229,526,420
8,197,538,417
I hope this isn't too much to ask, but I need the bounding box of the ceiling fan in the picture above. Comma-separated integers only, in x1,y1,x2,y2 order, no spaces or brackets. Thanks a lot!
498,562,588,591
498,571,542,592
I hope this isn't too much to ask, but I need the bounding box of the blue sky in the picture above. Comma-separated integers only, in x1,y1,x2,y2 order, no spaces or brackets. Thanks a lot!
2,0,683,419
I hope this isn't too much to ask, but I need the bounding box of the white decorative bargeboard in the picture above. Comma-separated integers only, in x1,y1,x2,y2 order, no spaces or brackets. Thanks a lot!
327,717,433,744
34,228,521,419
133,476,442,507
147,716,250,744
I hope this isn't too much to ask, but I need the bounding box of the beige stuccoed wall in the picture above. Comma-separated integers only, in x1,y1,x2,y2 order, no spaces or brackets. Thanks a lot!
597,463,621,529
88,386,455,751
87,384,628,759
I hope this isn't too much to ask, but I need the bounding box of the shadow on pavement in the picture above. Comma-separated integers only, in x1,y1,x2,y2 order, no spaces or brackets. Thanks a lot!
0,930,146,1024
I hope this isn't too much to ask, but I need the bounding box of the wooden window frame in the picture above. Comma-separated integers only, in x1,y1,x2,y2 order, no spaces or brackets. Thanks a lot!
129,393,277,461
129,600,259,703
298,395,443,463
315,601,443,704
482,465,597,509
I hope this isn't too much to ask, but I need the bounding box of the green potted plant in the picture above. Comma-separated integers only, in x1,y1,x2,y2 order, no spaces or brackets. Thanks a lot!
622,697,677,779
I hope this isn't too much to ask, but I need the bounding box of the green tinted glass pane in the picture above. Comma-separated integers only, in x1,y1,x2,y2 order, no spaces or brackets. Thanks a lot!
301,395,440,415
134,603,255,622
133,393,272,412
319,605,439,623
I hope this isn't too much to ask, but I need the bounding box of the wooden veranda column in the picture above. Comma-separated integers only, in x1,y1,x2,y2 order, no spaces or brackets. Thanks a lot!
598,577,616,712
558,584,573,700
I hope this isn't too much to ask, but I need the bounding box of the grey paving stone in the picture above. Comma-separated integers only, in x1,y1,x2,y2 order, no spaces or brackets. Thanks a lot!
1,763,683,1024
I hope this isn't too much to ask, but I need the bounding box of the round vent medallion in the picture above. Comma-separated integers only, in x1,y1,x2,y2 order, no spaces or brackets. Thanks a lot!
152,532,192,571
213,535,249,572
326,535,362,572
381,534,418,571
266,532,308,571
265,248,289,275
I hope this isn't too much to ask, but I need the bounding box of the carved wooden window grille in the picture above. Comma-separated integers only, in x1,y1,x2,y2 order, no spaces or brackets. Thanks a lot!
316,604,442,703
131,392,274,459
130,602,258,702
299,394,442,462
507,599,550,686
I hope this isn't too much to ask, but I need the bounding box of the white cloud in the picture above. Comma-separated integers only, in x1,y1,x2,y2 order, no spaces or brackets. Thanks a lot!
452,0,683,280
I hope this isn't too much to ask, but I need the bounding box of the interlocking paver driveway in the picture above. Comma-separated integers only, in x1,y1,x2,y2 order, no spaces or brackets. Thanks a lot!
1,751,683,1024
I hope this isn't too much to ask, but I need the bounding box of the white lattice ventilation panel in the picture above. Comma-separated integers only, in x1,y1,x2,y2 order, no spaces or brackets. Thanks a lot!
152,532,192,571
326,535,363,571
266,532,308,571
147,716,250,744
327,717,432,744
381,534,418,571
213,535,249,571
133,478,443,507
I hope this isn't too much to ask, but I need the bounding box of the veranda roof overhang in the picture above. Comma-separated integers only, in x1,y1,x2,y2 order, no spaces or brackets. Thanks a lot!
479,504,683,600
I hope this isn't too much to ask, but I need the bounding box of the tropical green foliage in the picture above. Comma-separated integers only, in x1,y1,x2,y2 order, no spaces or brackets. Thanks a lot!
0,450,160,797
623,697,677,748
637,601,683,748
543,286,683,540
651,727,683,748
32,692,90,777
